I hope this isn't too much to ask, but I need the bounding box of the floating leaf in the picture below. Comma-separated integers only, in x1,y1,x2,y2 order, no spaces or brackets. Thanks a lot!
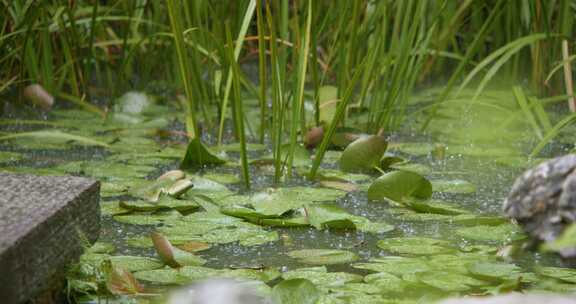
415,271,486,292
288,249,358,265
456,224,525,242
0,130,110,147
306,203,357,230
377,237,454,255
109,256,164,272
353,257,430,276
536,266,576,283
431,179,476,194
405,199,470,215
467,262,524,281
340,135,387,173
367,170,432,202
180,138,226,171
272,279,320,304
282,267,363,287
203,172,241,184
134,265,279,285
176,241,211,253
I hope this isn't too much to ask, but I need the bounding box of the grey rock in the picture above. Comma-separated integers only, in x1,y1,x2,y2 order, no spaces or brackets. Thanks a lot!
504,154,576,251
0,173,100,303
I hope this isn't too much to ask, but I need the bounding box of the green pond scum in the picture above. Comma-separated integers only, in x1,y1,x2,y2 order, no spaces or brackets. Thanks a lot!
3,0,576,303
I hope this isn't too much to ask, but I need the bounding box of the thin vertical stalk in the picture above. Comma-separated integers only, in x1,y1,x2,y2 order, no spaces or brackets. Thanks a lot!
256,0,268,143
226,23,250,189
286,0,312,178
562,40,576,112
216,0,256,146
166,0,198,138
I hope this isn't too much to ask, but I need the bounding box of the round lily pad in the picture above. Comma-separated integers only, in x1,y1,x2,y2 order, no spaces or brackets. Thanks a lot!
377,237,454,255
288,249,359,265
431,179,476,194
368,170,432,202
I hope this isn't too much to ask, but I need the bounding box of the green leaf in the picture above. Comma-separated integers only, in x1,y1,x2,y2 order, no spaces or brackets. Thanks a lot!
456,224,525,242
180,138,226,171
272,279,320,304
306,203,357,230
415,271,486,292
367,170,432,202
282,267,363,287
109,256,164,272
0,130,110,147
340,135,388,173
405,199,470,215
377,237,454,255
431,179,476,194
288,249,358,265
353,257,430,276
536,266,576,283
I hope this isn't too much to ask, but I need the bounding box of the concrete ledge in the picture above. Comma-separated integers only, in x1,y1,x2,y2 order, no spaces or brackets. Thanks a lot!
0,173,100,303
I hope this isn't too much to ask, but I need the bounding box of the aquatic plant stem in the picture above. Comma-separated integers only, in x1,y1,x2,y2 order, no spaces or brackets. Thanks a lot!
166,0,198,139
562,40,576,112
287,0,312,178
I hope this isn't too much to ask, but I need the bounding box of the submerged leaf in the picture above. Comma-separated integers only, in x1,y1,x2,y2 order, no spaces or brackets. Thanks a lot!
367,170,432,202
340,135,387,173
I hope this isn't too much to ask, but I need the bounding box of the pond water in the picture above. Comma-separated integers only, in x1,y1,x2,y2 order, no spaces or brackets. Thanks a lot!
2,88,576,303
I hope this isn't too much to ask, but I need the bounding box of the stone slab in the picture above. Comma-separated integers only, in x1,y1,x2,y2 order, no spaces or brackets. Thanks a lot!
0,173,100,303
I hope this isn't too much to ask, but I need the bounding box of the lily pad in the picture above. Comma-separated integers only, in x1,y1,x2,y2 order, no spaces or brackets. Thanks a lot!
377,237,454,255
306,204,357,230
353,257,430,276
415,271,486,292
203,172,241,184
288,249,359,265
456,224,525,242
368,170,432,202
134,266,280,285
272,279,320,304
340,135,387,173
431,179,476,194
282,267,363,287
536,266,576,283
405,199,470,215
467,262,524,281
